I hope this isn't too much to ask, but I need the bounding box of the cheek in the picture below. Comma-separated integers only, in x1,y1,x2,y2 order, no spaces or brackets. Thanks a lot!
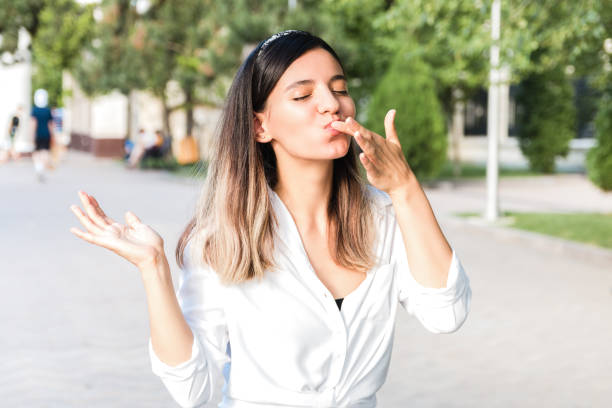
342,98,356,118
269,103,312,136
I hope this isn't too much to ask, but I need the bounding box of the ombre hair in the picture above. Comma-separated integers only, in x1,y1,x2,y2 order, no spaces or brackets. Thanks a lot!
176,30,375,284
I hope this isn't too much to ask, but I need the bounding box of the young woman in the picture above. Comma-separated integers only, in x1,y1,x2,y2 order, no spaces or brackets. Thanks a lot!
70,30,471,407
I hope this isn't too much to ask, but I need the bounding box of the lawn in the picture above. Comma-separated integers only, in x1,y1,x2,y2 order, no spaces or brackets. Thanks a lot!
430,161,584,181
459,212,612,249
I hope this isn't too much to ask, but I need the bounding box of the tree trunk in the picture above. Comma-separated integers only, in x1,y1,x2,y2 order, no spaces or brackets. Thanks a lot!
451,88,465,179
162,90,172,140
185,87,194,138
126,91,132,140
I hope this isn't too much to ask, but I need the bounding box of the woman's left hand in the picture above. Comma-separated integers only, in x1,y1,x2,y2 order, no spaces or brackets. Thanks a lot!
331,109,415,197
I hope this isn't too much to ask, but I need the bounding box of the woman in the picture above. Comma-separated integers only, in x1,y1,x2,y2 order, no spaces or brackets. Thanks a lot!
70,30,471,407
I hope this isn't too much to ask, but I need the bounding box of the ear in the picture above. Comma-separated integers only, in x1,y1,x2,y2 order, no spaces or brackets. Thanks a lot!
254,112,273,143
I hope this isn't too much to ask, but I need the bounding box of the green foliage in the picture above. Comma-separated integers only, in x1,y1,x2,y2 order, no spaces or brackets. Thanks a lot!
587,90,612,191
73,1,146,96
500,0,610,80
0,0,93,107
366,50,447,180
515,66,576,173
139,156,207,177
0,0,46,52
377,0,489,94
31,0,94,106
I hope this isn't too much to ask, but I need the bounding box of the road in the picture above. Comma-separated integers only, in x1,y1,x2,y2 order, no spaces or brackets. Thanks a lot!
1,152,610,407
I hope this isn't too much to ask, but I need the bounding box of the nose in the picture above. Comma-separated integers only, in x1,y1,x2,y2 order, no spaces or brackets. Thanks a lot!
316,85,340,115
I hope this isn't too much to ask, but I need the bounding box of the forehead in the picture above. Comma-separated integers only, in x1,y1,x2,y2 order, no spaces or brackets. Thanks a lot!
276,48,344,87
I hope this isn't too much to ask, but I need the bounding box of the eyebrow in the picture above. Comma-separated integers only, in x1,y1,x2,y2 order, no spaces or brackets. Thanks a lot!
284,74,347,92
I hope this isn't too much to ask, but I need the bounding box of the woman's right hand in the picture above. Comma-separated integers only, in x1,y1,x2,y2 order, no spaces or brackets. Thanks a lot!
70,191,165,270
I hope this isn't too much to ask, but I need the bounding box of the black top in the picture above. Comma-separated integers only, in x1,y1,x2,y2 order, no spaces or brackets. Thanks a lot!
31,106,53,140
335,298,344,310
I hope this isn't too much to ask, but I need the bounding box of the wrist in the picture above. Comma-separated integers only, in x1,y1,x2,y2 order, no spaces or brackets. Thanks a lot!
387,174,421,203
139,252,171,284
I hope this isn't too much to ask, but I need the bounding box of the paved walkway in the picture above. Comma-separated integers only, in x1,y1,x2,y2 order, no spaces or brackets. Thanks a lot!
1,152,611,407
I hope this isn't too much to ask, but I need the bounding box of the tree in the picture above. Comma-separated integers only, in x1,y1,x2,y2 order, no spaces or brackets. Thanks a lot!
0,0,94,107
515,64,576,173
0,0,46,53
31,0,94,106
587,90,612,191
366,49,447,180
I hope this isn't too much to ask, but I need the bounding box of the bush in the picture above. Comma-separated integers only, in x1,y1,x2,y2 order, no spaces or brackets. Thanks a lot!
365,50,447,180
515,68,576,173
587,92,612,191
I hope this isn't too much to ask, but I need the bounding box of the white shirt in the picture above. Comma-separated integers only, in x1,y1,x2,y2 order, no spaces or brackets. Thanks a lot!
149,187,472,407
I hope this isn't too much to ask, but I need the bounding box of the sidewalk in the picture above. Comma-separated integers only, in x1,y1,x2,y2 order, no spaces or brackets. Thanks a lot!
426,173,612,216
1,152,611,407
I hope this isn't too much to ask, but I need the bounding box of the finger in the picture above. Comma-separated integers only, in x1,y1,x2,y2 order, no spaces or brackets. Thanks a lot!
384,109,401,146
78,191,109,229
125,211,142,228
70,226,106,246
355,131,376,157
70,205,104,234
89,195,115,224
331,117,370,138
359,152,378,174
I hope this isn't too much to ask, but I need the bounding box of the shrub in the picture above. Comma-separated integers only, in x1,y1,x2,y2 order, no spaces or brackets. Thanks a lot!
515,68,576,173
365,50,447,180
587,92,612,191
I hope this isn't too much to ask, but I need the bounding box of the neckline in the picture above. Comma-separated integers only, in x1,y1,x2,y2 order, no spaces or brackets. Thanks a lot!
268,188,372,302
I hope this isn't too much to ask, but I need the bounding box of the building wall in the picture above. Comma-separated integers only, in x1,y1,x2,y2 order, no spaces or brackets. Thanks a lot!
0,61,32,152
63,73,221,160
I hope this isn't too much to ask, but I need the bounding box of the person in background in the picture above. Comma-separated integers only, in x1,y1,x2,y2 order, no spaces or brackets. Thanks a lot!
127,128,161,168
31,89,54,182
0,105,25,163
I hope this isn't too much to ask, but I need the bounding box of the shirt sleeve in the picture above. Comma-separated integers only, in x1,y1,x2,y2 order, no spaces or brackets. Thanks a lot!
149,243,230,407
389,210,472,334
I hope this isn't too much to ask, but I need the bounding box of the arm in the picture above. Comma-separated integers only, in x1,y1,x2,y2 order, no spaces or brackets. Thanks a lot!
31,117,38,139
332,111,471,332
47,119,54,141
70,191,228,406
141,257,194,366
333,111,451,287
389,177,452,289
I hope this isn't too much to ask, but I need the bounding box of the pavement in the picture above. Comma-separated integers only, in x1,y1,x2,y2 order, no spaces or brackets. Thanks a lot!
1,151,611,407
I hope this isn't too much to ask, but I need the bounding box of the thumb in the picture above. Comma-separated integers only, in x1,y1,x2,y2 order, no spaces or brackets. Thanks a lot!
384,109,400,146
125,211,142,227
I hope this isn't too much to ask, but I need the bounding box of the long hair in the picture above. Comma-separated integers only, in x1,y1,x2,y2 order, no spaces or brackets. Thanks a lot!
176,30,375,284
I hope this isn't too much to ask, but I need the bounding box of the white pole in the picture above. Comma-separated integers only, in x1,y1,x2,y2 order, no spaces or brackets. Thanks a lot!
486,0,501,221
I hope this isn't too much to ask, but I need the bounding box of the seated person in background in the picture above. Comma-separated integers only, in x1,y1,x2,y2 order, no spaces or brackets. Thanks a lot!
127,128,164,168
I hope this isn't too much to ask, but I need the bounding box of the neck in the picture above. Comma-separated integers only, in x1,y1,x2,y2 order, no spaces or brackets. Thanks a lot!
274,155,333,231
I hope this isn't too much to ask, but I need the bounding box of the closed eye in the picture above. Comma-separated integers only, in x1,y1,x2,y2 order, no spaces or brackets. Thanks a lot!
293,90,349,101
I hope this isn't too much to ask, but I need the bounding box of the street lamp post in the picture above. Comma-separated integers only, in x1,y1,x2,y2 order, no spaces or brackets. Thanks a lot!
486,0,501,222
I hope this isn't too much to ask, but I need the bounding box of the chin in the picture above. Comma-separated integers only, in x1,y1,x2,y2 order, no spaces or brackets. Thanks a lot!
324,137,351,159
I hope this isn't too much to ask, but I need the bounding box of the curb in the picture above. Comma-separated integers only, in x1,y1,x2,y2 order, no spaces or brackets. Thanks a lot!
441,215,612,267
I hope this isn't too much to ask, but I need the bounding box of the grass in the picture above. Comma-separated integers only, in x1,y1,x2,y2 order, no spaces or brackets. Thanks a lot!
457,212,612,249
140,156,207,177
429,161,585,181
